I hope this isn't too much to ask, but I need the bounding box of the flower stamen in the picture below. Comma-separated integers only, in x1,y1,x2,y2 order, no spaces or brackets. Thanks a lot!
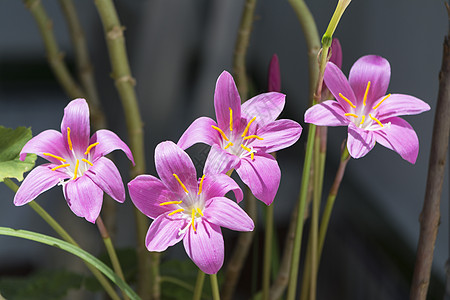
243,135,264,140
229,107,233,131
369,114,384,127
224,142,234,149
242,117,256,137
363,81,371,106
198,175,205,195
67,127,73,151
168,208,184,216
191,208,196,231
82,158,93,166
241,144,252,153
173,173,189,193
360,115,366,125
344,113,358,118
85,142,100,155
211,125,229,141
373,94,391,110
51,163,70,171
73,159,80,180
43,153,66,162
160,200,183,206
339,93,356,108
196,208,204,216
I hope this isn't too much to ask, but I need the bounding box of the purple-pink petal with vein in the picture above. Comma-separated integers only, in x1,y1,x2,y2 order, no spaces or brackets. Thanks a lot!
268,54,281,92
61,98,90,154
235,153,280,205
89,129,134,165
374,94,431,120
214,71,242,131
201,173,243,203
84,157,125,203
373,117,419,164
63,175,104,223
146,214,186,252
330,38,343,69
203,145,240,175
204,197,254,231
348,55,391,108
346,123,376,159
304,100,349,126
323,62,357,110
20,129,69,164
241,92,285,128
177,117,221,150
254,119,302,153
14,164,70,206
128,174,176,219
155,141,198,195
183,221,224,274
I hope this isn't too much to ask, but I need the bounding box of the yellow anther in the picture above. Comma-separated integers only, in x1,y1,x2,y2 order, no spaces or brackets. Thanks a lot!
191,209,196,231
82,159,93,166
73,159,80,180
372,94,391,110
168,208,184,216
241,144,252,153
67,127,73,151
51,163,70,171
160,200,183,206
360,115,366,125
85,142,99,155
243,135,264,140
363,81,371,106
339,93,356,108
344,113,358,118
369,114,384,127
242,117,256,137
198,175,205,195
251,152,254,160
211,125,229,141
229,107,233,131
224,142,234,149
43,153,66,162
196,208,204,216
173,173,189,193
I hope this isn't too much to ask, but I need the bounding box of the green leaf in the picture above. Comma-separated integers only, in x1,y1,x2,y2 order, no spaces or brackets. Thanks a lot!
0,126,36,182
0,227,141,300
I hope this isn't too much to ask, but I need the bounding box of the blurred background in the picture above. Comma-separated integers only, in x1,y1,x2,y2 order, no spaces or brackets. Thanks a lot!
0,0,448,299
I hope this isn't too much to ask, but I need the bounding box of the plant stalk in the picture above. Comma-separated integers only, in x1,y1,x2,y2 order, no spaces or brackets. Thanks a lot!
193,270,206,300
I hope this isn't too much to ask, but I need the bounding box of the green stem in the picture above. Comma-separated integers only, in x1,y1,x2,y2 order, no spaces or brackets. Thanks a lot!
193,270,206,300
160,276,195,293
93,1,155,298
3,179,120,300
210,274,221,300
97,216,130,300
263,204,274,300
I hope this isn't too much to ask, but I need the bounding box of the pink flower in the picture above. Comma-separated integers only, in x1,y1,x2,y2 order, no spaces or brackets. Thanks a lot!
14,98,134,223
305,55,430,163
178,71,302,205
128,141,253,274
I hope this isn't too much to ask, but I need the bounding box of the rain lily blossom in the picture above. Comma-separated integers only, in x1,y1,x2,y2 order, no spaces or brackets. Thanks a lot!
305,55,430,163
128,141,254,274
178,71,302,205
14,98,134,223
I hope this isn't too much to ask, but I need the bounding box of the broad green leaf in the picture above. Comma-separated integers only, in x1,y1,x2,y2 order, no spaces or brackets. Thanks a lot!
0,227,140,300
0,126,36,182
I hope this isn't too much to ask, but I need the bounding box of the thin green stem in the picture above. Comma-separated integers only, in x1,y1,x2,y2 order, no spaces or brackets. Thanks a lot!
263,204,274,300
3,179,120,300
193,270,206,300
210,274,221,300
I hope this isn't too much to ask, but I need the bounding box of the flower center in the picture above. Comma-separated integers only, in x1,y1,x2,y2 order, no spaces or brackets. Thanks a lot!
44,127,98,180
340,81,392,131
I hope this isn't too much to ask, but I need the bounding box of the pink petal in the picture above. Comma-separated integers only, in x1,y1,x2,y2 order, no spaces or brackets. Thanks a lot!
373,94,431,120
346,123,376,159
177,117,221,150
235,153,281,205
323,62,357,110
214,71,242,131
128,174,175,219
61,98,90,154
241,92,285,128
155,141,198,194
329,38,343,69
183,221,224,274
373,117,419,164
89,130,135,165
84,157,125,203
304,100,349,126
204,197,254,231
348,55,391,108
255,119,302,153
63,175,104,223
146,214,186,252
20,129,69,163
201,173,243,203
268,54,281,92
203,145,240,175
14,164,69,206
